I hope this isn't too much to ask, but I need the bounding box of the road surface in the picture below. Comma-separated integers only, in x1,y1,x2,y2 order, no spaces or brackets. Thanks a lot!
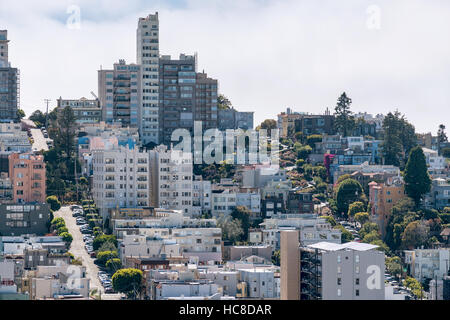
54,206,104,295
30,128,50,152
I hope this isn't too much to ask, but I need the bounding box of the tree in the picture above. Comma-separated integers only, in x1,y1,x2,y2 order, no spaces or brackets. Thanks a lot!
231,206,251,241
56,226,69,235
60,232,73,246
296,145,312,160
271,250,280,266
334,224,354,243
216,215,244,243
354,212,369,225
46,195,61,211
336,174,352,186
403,276,423,299
404,146,431,207
335,178,365,216
112,268,143,299
333,92,355,137
437,124,448,154
362,230,381,243
402,220,429,249
217,94,232,110
93,234,118,251
16,109,25,120
97,251,119,266
442,148,450,158
29,110,47,127
386,256,402,279
370,239,390,253
320,215,337,227
258,119,277,136
106,258,122,273
55,105,77,158
381,111,417,167
381,112,403,166
306,134,322,149
359,222,379,239
98,241,117,253
51,217,65,226
348,201,366,218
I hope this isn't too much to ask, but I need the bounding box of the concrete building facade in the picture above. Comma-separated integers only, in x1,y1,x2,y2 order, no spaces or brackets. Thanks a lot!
98,60,141,128
137,13,160,144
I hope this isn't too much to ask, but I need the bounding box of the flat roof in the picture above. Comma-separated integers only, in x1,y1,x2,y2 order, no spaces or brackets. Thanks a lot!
307,241,379,252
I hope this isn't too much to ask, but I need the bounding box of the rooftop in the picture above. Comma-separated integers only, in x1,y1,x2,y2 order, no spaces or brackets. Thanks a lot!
307,241,379,252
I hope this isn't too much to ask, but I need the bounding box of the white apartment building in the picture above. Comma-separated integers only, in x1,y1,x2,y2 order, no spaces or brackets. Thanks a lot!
259,215,341,250
238,268,277,299
124,227,222,263
150,145,193,215
242,165,287,188
0,236,66,256
346,136,365,151
137,13,160,144
119,234,181,262
149,280,219,300
212,188,237,217
0,260,17,294
201,270,239,296
260,180,292,203
28,265,90,300
192,175,212,217
92,146,152,219
334,161,400,183
299,242,385,300
422,147,446,174
112,210,222,263
236,190,261,218
404,248,450,281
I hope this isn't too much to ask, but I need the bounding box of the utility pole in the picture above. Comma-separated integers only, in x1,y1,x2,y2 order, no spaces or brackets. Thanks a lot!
74,154,79,203
44,99,51,129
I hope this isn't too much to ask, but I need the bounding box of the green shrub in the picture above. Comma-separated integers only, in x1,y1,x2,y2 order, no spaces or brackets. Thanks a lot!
97,251,118,266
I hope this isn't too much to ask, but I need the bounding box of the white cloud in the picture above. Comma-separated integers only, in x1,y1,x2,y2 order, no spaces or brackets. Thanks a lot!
1,0,449,133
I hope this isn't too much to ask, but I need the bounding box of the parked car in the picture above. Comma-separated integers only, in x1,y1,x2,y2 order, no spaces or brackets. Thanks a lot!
102,281,112,287
104,287,115,293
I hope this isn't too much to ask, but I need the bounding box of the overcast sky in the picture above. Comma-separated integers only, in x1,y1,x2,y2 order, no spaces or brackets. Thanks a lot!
1,0,449,133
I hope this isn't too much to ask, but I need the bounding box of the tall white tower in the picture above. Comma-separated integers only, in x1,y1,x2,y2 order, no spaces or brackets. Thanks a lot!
137,13,160,145
0,30,9,67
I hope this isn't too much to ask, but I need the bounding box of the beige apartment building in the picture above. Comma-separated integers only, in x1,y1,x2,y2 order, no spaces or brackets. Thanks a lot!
8,153,46,203
280,230,300,300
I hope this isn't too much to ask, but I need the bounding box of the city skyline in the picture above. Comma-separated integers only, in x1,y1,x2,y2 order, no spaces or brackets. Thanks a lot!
1,0,450,133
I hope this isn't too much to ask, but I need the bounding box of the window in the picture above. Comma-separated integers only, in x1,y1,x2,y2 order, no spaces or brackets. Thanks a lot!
355,255,360,263
355,278,360,285
355,266,360,274
355,289,360,296
337,289,342,297
337,278,342,285
337,255,341,263
337,266,342,274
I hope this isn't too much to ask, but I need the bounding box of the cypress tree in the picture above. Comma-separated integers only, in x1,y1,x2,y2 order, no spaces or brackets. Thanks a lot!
404,146,431,207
